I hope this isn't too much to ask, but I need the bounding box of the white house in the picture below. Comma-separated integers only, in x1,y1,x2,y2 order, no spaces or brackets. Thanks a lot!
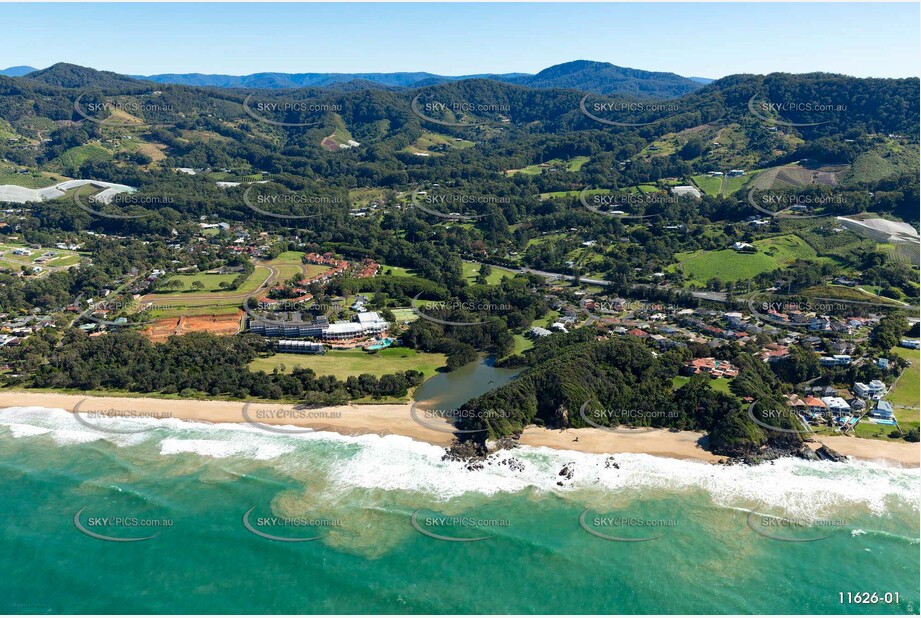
821,396,851,415
853,380,886,400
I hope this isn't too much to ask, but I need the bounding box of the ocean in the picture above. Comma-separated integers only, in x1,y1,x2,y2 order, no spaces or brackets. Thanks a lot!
0,405,918,614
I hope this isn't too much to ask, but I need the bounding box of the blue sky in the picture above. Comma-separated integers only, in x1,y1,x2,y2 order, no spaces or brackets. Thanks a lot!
1,3,918,78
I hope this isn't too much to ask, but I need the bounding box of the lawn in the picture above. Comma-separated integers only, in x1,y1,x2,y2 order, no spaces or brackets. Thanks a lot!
508,157,590,176
462,261,517,285
672,375,733,394
722,173,750,195
267,251,307,281
670,234,822,286
155,272,242,293
248,347,446,381
141,266,271,317
691,174,722,197
390,308,419,323
888,347,920,410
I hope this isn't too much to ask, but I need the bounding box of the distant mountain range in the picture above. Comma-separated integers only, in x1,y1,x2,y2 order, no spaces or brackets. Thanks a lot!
4,60,711,98
0,66,37,77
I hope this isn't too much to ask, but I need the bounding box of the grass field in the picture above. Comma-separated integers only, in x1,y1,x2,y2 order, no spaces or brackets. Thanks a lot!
401,131,475,155
671,375,733,394
154,273,241,293
691,174,722,197
378,263,415,278
669,234,821,286
462,261,517,285
390,308,419,323
888,347,920,411
800,284,904,306
248,347,446,380
722,173,750,195
266,251,306,281
142,265,271,317
508,156,590,176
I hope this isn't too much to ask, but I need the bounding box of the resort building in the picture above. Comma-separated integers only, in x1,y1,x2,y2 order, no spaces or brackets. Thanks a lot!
277,340,325,354
250,311,388,341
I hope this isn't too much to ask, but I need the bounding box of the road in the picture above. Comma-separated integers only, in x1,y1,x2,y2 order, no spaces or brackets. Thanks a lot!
477,262,729,303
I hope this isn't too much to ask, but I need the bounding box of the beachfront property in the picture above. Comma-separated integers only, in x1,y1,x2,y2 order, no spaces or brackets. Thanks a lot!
803,396,827,415
821,396,851,415
684,357,739,378
276,339,326,354
853,380,886,400
870,400,895,420
250,311,389,341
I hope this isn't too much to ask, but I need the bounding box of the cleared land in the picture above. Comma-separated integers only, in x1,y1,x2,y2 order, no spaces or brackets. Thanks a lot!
140,265,271,317
143,312,244,342
669,234,822,286
248,347,446,380
462,261,517,285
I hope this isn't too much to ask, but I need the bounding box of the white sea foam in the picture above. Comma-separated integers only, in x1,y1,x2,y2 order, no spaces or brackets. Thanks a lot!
2,405,918,519
159,437,294,460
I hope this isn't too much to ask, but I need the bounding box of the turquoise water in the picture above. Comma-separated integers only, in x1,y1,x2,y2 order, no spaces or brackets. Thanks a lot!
0,406,918,614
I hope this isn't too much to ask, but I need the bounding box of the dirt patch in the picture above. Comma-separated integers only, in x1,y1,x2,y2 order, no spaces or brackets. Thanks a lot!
144,311,243,342
321,136,340,152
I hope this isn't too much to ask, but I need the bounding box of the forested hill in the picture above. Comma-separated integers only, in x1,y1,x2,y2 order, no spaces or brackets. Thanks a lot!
456,330,803,459
21,60,705,98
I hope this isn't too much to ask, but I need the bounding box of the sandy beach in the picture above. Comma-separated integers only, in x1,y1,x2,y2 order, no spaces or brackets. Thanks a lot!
0,390,917,466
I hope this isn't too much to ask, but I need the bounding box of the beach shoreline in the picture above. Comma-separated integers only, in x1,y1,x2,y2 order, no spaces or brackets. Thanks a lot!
0,390,916,467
